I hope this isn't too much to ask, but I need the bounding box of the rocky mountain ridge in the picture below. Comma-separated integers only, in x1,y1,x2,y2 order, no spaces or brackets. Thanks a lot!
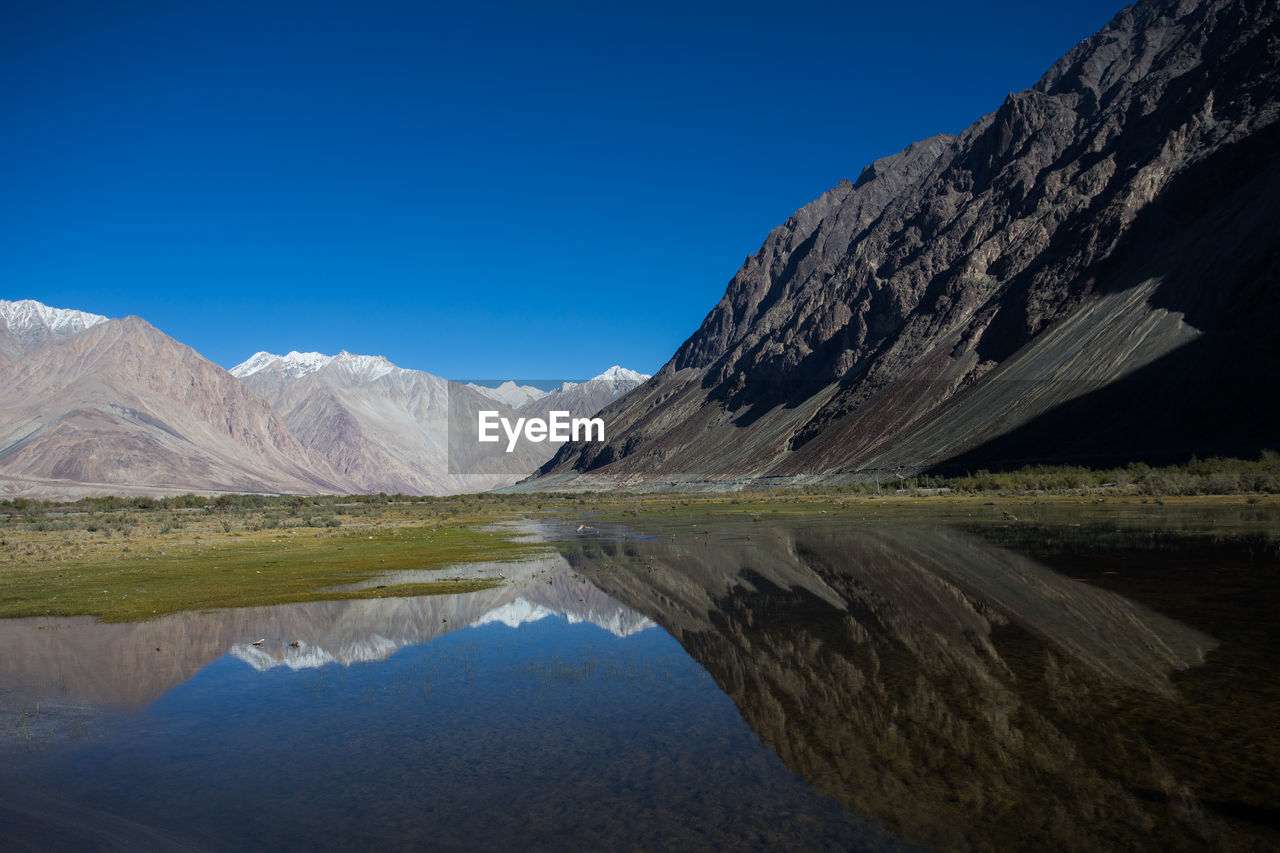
0,314,352,496
0,298,108,360
231,350,402,382
515,366,651,422
533,0,1280,489
232,347,551,494
0,300,646,498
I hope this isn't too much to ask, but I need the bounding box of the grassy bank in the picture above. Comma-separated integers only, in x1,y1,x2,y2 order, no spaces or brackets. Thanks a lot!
1,453,1276,621
0,498,545,621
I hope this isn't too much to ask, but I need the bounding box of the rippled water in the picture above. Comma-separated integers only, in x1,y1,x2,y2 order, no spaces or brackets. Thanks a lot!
2,505,1278,851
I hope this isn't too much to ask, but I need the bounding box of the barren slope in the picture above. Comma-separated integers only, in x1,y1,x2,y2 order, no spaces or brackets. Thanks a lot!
236,352,552,494
534,0,1280,488
0,318,352,495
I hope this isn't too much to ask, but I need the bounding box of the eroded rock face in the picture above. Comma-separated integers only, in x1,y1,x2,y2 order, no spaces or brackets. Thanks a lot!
0,317,353,496
236,356,648,495
235,352,538,495
537,0,1280,487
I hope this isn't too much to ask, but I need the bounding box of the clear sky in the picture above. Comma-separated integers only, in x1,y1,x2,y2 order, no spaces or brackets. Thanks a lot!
4,0,1126,379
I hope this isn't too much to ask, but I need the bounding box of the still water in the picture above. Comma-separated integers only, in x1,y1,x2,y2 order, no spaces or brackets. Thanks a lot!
2,504,1277,851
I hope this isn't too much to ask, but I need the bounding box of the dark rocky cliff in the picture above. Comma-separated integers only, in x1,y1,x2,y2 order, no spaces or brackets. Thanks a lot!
536,0,1280,487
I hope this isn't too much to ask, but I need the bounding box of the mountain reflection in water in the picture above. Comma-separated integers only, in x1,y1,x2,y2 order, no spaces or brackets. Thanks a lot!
3,514,1277,851
563,516,1278,852
0,553,899,852
0,555,652,709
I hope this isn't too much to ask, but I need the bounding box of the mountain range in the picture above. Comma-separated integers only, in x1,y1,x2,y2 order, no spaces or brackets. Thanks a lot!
465,365,650,420
531,0,1280,490
0,299,643,498
9,0,1275,497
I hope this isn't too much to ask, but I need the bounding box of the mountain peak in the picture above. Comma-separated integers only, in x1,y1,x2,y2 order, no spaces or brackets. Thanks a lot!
230,350,400,381
535,0,1280,486
229,351,282,377
591,365,649,383
466,367,649,408
0,298,109,336
465,380,549,408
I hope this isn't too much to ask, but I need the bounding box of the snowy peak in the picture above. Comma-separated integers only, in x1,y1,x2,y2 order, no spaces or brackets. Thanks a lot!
0,298,108,336
468,367,649,406
590,365,648,384
230,351,285,377
465,380,549,408
231,350,401,382
325,351,401,381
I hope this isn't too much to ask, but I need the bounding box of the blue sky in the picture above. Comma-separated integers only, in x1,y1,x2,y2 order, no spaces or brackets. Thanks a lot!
4,0,1125,379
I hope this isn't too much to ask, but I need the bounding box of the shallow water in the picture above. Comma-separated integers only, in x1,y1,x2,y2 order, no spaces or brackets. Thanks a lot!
2,505,1278,851
0,554,894,851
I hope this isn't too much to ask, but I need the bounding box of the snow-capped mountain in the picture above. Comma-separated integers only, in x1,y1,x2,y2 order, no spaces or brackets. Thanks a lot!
231,350,402,382
593,365,647,384
465,379,548,408
233,349,550,495
468,367,650,409
229,353,649,495
229,561,657,673
0,298,647,499
0,301,351,498
0,298,109,357
517,365,651,422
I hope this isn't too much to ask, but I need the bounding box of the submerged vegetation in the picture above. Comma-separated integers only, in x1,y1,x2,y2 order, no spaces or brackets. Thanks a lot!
0,453,1276,622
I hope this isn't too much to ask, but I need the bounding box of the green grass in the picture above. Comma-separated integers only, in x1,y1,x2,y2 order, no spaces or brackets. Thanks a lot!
0,520,543,622
2,451,1277,622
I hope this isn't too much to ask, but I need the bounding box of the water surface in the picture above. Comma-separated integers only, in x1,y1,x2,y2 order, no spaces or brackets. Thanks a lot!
0,555,893,851
3,504,1278,851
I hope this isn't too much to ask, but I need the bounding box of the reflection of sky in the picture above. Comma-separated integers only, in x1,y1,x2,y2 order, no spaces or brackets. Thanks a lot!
15,613,896,851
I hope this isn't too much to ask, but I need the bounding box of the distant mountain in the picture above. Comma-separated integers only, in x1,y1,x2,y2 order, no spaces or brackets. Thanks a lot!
593,366,647,383
516,366,651,421
0,299,647,497
0,308,351,498
465,380,548,409
233,350,552,494
0,298,108,361
230,350,401,382
533,0,1280,489
466,366,650,418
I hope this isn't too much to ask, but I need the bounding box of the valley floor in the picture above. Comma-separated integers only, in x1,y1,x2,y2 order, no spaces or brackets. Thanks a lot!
2,455,1277,623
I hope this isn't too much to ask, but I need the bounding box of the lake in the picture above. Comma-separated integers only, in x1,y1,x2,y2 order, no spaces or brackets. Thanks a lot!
2,503,1277,851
